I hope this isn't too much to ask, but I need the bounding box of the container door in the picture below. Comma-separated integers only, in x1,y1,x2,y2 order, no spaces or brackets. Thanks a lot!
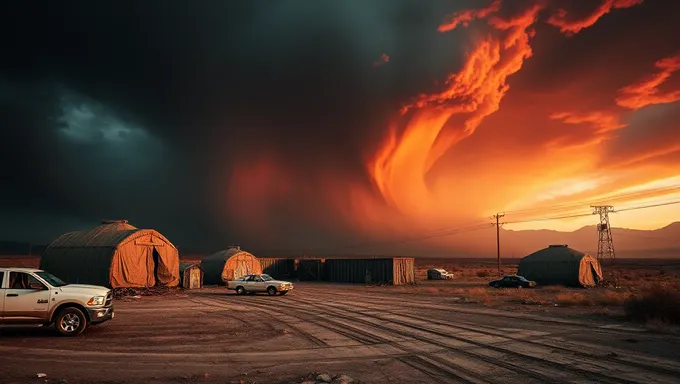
190,268,201,289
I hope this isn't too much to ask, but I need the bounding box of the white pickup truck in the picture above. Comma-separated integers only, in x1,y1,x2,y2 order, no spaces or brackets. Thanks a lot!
0,267,114,336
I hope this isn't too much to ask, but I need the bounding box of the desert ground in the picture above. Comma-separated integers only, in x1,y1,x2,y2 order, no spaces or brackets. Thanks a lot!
1,256,680,384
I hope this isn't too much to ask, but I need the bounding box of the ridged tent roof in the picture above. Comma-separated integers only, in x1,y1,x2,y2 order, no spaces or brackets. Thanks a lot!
522,244,589,262
179,262,202,273
204,246,251,261
47,220,175,249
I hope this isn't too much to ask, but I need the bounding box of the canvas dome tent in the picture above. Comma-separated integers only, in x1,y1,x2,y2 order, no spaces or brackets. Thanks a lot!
41,220,180,288
202,246,262,285
517,244,603,287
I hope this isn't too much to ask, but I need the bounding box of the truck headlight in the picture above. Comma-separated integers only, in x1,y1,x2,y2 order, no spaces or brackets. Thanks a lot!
87,296,105,306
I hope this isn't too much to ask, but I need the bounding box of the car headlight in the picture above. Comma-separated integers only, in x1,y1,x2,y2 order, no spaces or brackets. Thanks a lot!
87,296,106,306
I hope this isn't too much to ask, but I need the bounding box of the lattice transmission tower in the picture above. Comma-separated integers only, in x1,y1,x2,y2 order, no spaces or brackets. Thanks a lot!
592,205,616,279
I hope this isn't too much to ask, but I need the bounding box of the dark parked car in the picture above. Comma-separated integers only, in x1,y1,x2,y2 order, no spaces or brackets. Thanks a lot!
489,275,536,288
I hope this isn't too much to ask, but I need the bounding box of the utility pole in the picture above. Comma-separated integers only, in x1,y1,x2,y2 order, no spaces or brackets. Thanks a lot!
592,205,616,282
492,213,505,277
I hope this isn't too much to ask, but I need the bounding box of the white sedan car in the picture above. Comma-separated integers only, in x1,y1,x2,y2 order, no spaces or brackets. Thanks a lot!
227,274,294,296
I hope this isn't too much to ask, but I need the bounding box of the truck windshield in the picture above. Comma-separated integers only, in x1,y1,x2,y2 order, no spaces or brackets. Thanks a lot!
35,271,68,287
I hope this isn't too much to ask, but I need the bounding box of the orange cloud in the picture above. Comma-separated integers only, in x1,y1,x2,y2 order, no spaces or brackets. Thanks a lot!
219,0,679,254
371,3,544,219
550,111,626,133
367,0,678,239
438,0,502,33
546,0,644,36
616,54,680,110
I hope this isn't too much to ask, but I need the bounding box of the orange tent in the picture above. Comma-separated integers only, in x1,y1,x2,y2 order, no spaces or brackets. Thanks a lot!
41,220,180,288
201,246,262,285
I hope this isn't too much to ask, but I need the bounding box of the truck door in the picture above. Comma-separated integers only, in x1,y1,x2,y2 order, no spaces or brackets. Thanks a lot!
0,271,6,320
3,272,51,323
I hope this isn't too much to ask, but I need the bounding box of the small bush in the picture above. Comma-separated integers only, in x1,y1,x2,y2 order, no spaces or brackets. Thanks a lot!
476,270,490,278
625,285,680,325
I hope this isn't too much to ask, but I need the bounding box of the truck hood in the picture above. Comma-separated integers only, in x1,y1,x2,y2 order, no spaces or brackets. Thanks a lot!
59,284,110,295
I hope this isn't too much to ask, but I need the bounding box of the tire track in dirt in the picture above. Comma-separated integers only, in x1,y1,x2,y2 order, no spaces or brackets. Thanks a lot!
372,306,680,378
296,295,680,383
242,294,677,384
242,296,584,383
207,296,501,383
219,295,558,384
301,292,680,376
296,287,655,336
189,297,330,347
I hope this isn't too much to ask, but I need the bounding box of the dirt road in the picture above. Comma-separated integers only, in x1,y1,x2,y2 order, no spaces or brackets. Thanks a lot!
1,283,680,383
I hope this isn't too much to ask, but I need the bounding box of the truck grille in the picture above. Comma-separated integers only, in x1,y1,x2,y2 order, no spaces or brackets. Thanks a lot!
105,292,112,306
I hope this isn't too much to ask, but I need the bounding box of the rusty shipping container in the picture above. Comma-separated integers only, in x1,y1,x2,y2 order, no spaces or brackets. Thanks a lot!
296,258,326,281
325,257,415,285
259,258,296,280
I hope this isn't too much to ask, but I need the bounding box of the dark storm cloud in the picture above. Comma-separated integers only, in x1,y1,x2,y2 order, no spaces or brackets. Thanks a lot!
0,0,468,251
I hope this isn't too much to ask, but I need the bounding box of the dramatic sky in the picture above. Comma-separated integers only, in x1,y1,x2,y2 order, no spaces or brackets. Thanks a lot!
1,0,679,255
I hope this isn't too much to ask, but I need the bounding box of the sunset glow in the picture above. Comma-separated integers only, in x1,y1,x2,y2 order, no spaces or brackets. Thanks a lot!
222,0,679,251
368,0,680,234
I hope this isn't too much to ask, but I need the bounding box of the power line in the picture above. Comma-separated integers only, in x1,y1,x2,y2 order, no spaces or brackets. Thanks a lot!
260,192,680,255
615,200,680,212
504,212,593,225
501,183,680,218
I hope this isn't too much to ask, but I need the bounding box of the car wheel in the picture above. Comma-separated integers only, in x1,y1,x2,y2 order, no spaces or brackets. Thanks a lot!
236,286,246,295
517,285,523,289
279,291,288,296
55,307,87,336
267,286,277,296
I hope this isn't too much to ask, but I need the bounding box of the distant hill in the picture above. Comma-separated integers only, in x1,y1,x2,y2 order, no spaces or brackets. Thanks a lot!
495,221,680,258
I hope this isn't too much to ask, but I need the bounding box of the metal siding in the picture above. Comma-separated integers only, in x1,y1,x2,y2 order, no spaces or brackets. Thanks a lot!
392,257,416,285
259,258,296,280
297,258,326,281
325,258,396,284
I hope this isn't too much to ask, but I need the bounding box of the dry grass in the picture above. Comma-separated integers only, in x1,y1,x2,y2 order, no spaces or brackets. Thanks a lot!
555,292,593,306
625,284,680,325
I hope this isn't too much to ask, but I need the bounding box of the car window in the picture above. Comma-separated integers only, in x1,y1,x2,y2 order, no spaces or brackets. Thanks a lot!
0,271,4,288
9,272,46,290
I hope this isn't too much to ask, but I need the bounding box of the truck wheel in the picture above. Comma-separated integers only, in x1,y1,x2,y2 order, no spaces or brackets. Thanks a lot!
55,307,87,336
236,286,246,295
267,286,277,296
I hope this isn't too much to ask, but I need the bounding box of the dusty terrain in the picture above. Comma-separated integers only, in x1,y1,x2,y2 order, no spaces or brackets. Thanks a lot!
2,256,680,383
1,283,680,384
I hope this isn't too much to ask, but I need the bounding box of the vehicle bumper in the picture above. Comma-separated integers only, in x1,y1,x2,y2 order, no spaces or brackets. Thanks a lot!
87,305,114,324
280,285,294,291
